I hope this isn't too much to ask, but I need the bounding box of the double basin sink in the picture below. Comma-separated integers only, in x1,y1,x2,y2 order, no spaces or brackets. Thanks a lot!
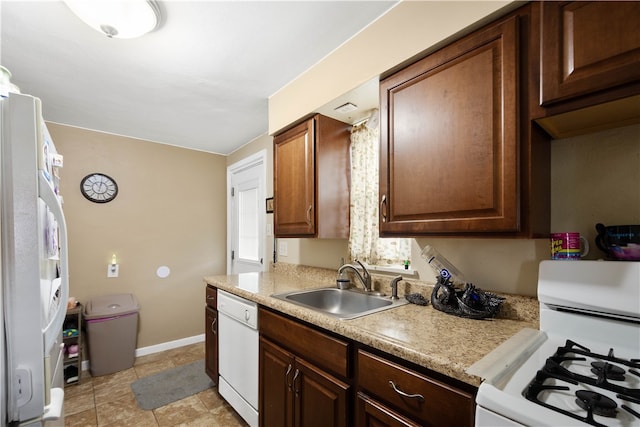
272,287,408,320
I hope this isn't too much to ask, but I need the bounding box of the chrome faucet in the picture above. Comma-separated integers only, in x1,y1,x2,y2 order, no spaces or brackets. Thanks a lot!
338,260,372,292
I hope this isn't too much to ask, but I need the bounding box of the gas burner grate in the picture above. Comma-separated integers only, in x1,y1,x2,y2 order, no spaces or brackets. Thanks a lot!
557,340,640,370
545,357,640,399
619,393,640,420
523,339,640,426
525,374,610,427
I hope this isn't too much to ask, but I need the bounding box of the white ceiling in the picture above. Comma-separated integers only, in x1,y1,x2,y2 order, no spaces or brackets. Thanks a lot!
1,1,395,155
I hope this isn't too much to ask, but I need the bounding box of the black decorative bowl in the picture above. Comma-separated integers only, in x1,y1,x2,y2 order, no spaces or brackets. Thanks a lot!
595,223,640,261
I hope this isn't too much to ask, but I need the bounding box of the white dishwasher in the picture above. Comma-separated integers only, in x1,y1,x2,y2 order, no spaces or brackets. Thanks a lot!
217,290,259,427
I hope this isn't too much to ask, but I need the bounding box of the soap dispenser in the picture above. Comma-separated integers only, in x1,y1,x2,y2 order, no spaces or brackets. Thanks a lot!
336,270,351,289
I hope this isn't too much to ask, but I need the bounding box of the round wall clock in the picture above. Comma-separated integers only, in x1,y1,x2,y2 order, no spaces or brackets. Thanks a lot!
80,173,118,203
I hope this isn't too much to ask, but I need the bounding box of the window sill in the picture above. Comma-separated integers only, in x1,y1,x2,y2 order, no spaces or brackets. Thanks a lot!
365,263,418,278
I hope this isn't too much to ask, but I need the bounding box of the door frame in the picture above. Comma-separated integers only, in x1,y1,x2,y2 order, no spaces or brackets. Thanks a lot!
226,149,267,274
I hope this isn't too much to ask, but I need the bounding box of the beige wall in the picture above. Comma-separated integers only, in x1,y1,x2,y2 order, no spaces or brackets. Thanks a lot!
261,0,640,297
269,0,514,134
49,124,227,348
550,124,640,245
49,0,637,355
417,124,640,296
257,125,640,297
266,0,533,292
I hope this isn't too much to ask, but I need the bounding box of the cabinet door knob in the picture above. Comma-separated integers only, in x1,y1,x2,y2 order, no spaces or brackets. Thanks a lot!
388,380,425,403
211,317,217,334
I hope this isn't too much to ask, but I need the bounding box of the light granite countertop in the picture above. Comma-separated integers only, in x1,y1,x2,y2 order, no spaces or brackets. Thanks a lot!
204,264,539,387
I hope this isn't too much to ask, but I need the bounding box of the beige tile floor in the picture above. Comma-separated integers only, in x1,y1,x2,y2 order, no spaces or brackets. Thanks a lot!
64,342,248,426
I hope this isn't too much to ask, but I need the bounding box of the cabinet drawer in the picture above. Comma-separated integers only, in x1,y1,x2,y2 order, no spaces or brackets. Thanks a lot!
357,350,474,427
357,392,422,427
259,308,350,378
206,286,217,309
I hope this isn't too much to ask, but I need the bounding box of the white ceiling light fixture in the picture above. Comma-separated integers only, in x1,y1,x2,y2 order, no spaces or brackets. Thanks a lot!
63,0,161,39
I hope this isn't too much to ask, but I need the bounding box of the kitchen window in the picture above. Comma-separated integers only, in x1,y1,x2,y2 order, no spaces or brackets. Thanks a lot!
349,117,410,269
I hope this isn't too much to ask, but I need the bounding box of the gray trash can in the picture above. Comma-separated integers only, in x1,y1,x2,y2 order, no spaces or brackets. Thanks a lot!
84,293,139,376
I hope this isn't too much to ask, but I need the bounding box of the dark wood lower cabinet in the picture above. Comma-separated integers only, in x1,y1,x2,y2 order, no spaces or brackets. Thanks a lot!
295,357,349,427
205,285,218,383
259,336,349,427
257,307,475,427
204,305,218,382
259,337,293,427
357,349,475,427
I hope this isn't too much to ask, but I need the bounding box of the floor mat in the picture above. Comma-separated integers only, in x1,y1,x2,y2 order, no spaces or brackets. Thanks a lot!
131,359,214,410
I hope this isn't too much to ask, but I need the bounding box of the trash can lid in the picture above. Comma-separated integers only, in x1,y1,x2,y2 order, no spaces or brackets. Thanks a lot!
84,293,139,319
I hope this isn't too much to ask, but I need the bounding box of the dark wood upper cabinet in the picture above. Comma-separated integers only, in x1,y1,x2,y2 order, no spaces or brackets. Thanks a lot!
273,114,350,238
379,9,549,236
540,1,640,107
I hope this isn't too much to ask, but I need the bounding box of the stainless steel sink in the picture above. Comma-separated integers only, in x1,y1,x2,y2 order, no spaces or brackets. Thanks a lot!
271,287,408,320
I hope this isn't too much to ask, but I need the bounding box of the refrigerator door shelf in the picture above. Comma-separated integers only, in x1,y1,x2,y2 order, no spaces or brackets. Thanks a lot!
36,104,57,187
40,278,63,329
39,172,68,355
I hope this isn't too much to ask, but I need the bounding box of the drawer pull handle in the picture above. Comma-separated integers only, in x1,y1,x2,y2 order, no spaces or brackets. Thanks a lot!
389,381,425,403
211,317,217,334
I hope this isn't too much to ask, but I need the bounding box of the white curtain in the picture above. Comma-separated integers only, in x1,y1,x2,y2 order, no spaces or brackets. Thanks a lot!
348,121,410,265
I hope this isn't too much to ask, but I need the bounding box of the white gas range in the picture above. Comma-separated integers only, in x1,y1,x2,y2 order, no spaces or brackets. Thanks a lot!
472,260,640,427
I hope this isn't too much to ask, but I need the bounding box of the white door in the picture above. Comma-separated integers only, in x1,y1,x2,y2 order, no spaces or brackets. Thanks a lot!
227,151,266,274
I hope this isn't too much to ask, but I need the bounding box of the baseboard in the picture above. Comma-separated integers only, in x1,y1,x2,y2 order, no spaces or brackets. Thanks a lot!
135,334,206,357
81,334,205,372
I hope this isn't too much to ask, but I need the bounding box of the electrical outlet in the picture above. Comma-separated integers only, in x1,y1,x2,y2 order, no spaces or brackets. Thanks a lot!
278,241,288,257
107,264,119,278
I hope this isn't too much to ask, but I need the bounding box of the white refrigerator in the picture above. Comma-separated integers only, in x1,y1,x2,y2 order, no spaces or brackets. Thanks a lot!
1,92,68,426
